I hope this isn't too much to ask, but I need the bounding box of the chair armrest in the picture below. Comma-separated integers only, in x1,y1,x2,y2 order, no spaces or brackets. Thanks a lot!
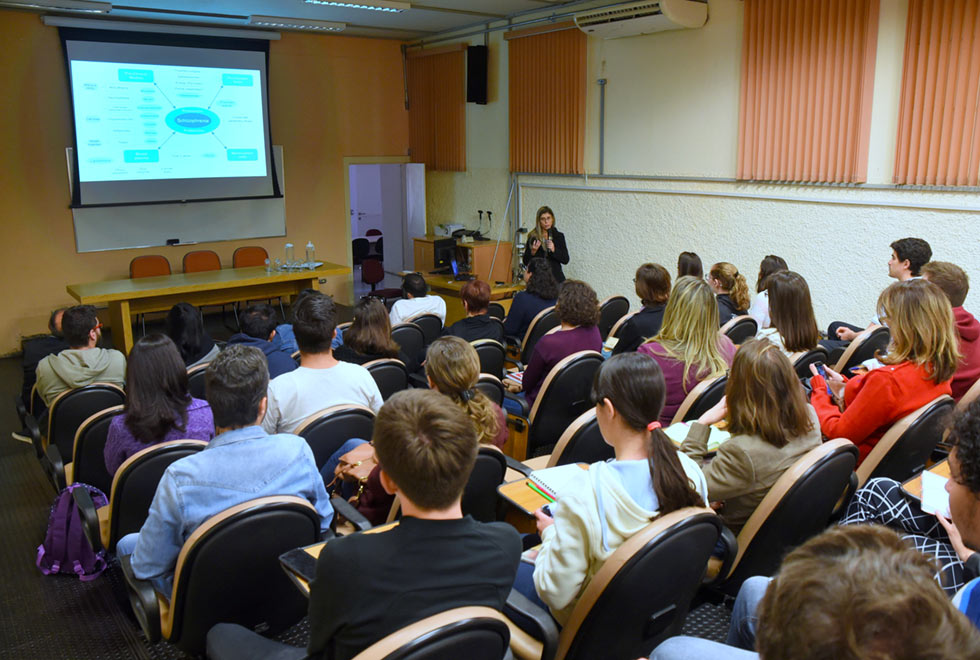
703,525,738,587
14,394,27,428
119,554,162,643
504,391,530,419
505,589,559,660
504,455,533,477
24,414,43,459
329,495,372,533
504,335,521,347
44,444,66,492
72,487,105,554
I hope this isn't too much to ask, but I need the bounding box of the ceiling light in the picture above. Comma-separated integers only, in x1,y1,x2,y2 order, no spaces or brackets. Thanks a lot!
303,0,409,13
0,0,110,12
248,15,345,31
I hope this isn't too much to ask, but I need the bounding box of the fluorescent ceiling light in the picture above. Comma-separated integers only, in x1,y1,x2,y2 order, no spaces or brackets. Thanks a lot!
0,0,110,12
248,14,345,31
304,0,409,12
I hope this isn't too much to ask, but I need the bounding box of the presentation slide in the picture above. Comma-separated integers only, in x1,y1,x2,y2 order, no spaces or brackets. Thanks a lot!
70,61,268,183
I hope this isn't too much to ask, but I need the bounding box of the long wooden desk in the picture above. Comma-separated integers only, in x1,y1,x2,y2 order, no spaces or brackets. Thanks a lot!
67,263,349,354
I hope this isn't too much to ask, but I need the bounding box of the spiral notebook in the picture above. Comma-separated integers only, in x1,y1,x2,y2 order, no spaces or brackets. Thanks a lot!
528,464,589,501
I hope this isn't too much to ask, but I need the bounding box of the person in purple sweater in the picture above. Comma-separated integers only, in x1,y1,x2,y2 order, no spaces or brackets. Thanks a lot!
638,276,736,425
104,334,214,476
505,280,602,407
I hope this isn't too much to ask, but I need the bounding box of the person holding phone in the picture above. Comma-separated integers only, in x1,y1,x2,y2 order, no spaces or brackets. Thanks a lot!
522,205,569,283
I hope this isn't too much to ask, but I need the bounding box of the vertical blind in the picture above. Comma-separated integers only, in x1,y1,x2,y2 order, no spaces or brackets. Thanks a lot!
894,0,980,185
737,0,880,183
507,24,587,174
406,46,466,172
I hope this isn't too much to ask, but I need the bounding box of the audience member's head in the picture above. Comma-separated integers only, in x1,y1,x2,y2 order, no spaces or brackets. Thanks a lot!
524,257,560,300
425,336,499,447
726,339,814,448
124,334,191,444
889,237,932,278
205,344,269,431
766,270,819,352
372,389,478,511
677,251,703,279
650,276,728,379
709,262,750,311
292,292,337,355
401,273,428,300
62,305,100,349
460,279,491,315
945,398,980,551
166,302,211,364
634,263,671,307
591,353,704,514
877,279,960,384
922,261,970,309
346,297,399,358
555,280,600,328
48,308,66,338
756,255,788,293
240,303,278,341
289,288,319,323
755,525,980,659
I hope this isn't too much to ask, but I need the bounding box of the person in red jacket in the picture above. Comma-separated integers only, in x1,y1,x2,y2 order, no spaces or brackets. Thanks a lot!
923,261,980,401
809,279,959,464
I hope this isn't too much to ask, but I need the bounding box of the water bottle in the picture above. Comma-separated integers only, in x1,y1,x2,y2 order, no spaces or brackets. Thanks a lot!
305,241,316,268
284,242,295,268
264,257,272,273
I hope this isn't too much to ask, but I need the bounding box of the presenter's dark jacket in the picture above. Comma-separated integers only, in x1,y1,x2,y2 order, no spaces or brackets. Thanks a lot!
612,304,666,355
522,229,569,283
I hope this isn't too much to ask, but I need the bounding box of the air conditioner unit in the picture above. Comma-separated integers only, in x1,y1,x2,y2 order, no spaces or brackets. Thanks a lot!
574,0,707,39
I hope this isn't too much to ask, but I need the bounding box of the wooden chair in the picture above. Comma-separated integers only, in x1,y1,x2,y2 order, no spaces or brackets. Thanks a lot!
604,310,638,352
956,377,980,411
475,373,505,406
833,325,890,373
363,358,409,400
63,405,124,495
488,302,506,320
506,306,558,370
130,255,173,334
597,295,630,342
186,362,209,401
391,322,424,372
671,375,727,425
720,315,758,345
789,346,829,379
352,607,510,660
462,447,508,523
519,408,614,473
473,339,506,378
294,404,376,470
407,312,443,347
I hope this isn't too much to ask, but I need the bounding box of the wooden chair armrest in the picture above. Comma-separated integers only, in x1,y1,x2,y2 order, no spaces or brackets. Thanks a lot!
504,589,559,660
702,525,738,586
44,444,66,492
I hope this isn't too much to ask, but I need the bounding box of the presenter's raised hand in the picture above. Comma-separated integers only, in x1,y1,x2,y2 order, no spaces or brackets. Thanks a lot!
529,238,541,255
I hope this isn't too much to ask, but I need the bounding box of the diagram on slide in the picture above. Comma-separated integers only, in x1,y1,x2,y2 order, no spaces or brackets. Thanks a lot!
70,61,268,182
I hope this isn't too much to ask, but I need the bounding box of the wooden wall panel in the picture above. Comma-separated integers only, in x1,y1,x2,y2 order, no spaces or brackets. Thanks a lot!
407,47,466,172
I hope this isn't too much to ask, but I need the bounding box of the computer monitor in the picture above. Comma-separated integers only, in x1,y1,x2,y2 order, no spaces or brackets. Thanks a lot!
450,256,459,277
433,238,456,271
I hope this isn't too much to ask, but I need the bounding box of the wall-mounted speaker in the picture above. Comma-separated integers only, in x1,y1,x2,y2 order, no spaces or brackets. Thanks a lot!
467,45,488,105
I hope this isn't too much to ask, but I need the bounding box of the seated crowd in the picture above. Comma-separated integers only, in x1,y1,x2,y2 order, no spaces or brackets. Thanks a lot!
21,233,980,658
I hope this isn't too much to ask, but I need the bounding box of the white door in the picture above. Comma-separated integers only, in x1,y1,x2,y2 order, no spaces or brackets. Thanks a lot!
348,162,426,275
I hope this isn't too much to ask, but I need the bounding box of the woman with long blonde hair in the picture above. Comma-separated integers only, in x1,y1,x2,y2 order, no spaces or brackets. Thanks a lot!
638,276,736,425
709,262,751,325
522,205,569,283
426,336,507,447
810,279,959,463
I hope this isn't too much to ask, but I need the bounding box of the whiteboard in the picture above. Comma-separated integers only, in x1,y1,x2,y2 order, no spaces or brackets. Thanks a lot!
70,145,286,253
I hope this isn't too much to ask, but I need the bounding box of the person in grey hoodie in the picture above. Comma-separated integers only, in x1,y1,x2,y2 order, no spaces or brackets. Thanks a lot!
35,305,126,406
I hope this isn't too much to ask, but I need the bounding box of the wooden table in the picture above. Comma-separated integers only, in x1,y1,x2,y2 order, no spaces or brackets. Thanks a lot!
497,464,587,533
67,263,349,354
901,459,951,500
424,275,524,325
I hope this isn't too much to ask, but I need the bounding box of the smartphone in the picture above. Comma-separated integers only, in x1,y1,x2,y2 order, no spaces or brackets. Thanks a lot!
814,362,834,397
541,504,553,518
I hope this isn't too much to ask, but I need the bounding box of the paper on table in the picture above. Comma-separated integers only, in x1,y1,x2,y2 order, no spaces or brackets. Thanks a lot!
920,469,951,518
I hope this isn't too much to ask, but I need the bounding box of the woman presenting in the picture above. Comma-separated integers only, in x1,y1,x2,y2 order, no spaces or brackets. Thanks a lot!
522,205,569,283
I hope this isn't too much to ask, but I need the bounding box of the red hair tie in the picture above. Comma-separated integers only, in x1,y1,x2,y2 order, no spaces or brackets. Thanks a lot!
647,421,662,431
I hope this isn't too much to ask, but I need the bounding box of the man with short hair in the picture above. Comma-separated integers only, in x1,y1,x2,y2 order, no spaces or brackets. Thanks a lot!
228,303,297,379
116,344,332,596
35,304,125,406
923,260,980,400
207,389,522,660
441,279,504,343
262,292,382,434
389,272,447,325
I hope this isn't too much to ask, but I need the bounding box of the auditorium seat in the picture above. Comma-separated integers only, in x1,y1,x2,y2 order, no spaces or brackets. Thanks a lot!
353,606,510,660
671,375,727,424
597,295,630,342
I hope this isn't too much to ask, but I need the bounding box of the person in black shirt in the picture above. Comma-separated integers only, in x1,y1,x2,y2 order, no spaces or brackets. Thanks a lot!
334,297,408,366
20,308,68,411
709,262,751,326
522,205,569,283
442,279,504,343
613,263,671,355
504,257,559,340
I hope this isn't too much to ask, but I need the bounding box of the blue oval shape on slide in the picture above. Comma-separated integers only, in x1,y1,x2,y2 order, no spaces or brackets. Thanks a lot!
165,107,220,134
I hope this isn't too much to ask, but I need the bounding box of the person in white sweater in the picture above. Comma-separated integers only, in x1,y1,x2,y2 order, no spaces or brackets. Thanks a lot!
389,273,446,325
513,352,708,627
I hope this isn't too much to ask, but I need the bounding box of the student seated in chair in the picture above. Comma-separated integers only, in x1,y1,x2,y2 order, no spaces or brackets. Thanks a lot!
227,303,297,380
388,272,446,325
442,279,504,343
207,389,522,660
922,261,980,402
115,345,332,597
20,307,67,410
502,257,559,340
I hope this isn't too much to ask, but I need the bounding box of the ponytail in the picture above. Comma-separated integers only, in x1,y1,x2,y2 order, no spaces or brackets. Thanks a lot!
731,272,751,312
647,427,704,517
710,262,751,312
460,390,501,446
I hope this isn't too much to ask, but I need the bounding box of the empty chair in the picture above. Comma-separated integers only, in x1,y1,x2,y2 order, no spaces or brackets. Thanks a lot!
833,325,890,373
364,359,409,401
182,250,222,273
232,246,269,268
790,346,829,379
671,375,728,424
187,362,209,401
462,447,507,523
65,405,124,496
720,315,758,345
350,606,510,660
597,295,630,342
352,238,370,266
130,255,171,279
409,313,443,347
121,495,321,655
362,259,402,301
488,302,506,320
472,339,506,378
294,404,376,470
475,374,505,406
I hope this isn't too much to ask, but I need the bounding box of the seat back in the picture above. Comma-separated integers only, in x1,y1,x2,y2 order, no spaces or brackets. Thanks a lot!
547,408,614,467
295,404,376,470
833,326,891,373
487,302,506,320
182,250,222,273
365,228,383,237
720,315,758,345
48,384,126,460
108,439,207,550
376,236,384,256
472,339,506,378
606,311,637,341
166,496,321,653
352,606,509,660
528,351,604,457
186,362,209,401
957,377,980,411
232,246,269,268
461,447,507,523
598,296,630,341
790,346,828,379
557,508,722,660
362,258,385,286
71,405,124,495
352,239,370,264
391,323,425,367
409,313,443,347
722,439,859,594
130,255,171,279
521,307,559,364
475,374,505,406
671,376,727,424
857,395,955,487
364,359,409,400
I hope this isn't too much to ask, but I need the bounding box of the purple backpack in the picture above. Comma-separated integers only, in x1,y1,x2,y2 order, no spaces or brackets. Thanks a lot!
37,483,108,581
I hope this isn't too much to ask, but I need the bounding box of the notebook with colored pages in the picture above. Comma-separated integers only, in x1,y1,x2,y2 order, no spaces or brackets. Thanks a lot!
528,463,590,501
506,371,524,385
663,422,731,453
